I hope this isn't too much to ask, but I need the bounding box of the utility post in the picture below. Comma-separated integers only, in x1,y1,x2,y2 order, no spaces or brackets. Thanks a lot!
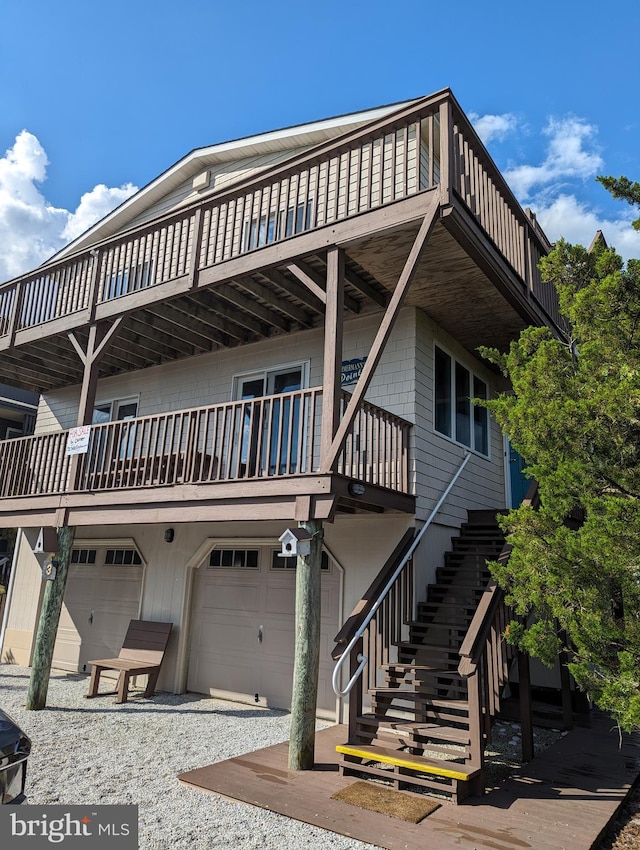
25,525,76,710
288,518,323,770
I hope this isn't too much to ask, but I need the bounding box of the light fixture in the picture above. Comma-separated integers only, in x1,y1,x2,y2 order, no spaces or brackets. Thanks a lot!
164,528,175,543
348,482,366,497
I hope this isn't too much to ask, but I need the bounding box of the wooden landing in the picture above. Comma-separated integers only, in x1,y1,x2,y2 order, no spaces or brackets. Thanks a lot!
178,713,640,850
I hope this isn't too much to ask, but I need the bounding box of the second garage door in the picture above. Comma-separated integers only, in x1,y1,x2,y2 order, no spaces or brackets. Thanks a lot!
187,544,340,716
53,545,144,674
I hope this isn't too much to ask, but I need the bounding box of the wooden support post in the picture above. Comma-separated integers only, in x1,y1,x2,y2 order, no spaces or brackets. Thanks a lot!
320,247,344,472
25,525,76,710
324,195,439,471
518,649,534,762
439,100,454,206
68,319,123,489
288,518,323,770
69,318,124,427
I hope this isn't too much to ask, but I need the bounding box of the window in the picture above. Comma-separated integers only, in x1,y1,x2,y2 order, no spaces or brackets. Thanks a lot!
106,260,155,300
92,398,139,425
209,548,259,569
271,550,330,571
242,200,314,252
71,549,97,565
105,548,142,565
434,346,489,456
92,398,139,460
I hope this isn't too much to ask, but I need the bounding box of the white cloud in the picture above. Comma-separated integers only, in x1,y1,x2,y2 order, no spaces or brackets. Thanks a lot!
534,193,640,260
505,116,603,199
0,131,137,282
469,112,518,145
63,183,137,242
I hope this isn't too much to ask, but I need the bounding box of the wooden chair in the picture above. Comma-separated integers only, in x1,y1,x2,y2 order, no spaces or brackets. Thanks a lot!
85,620,172,704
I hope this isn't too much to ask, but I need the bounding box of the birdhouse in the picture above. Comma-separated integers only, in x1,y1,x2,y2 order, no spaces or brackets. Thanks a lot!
33,527,58,555
278,528,312,558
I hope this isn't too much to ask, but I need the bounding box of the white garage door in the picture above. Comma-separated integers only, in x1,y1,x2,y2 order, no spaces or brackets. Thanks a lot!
187,545,340,716
53,546,144,673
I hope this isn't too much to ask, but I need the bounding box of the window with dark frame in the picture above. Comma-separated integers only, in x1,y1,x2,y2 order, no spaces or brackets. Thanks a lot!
434,345,489,456
70,549,97,565
104,549,143,566
208,548,260,569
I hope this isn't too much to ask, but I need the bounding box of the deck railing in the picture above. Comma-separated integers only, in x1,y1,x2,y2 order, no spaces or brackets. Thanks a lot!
0,91,557,343
0,389,411,498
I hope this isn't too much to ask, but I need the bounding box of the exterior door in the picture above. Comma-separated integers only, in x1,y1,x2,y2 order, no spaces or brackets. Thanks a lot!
508,441,530,508
236,366,304,475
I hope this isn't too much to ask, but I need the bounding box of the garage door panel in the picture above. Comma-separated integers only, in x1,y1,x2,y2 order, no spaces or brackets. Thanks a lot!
264,584,295,614
194,620,258,653
196,580,260,613
262,624,294,658
190,656,260,696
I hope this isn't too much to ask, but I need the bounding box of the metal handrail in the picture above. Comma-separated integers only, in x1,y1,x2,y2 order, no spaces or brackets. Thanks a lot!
331,451,471,697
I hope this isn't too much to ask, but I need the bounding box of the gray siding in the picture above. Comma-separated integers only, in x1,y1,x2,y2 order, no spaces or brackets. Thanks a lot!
125,147,314,232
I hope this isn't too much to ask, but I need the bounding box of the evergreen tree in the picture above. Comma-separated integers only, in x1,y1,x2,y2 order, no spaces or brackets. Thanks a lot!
480,203,640,731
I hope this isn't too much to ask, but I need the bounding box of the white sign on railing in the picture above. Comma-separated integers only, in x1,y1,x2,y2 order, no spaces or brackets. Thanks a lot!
66,425,91,456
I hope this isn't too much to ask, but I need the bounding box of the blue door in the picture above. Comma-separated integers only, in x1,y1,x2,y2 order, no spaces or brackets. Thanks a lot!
508,442,530,508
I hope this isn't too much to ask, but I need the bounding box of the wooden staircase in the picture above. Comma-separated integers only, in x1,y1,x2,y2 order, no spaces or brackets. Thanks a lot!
334,511,513,803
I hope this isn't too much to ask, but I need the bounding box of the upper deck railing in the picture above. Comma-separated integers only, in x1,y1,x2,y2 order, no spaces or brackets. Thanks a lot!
0,90,558,343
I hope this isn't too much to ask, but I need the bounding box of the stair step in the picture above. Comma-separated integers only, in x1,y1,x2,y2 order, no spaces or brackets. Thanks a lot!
336,743,479,781
431,580,488,589
394,640,462,653
371,689,469,710
417,618,473,629
357,714,471,745
418,602,476,613
466,509,505,523
383,663,463,674
414,617,474,629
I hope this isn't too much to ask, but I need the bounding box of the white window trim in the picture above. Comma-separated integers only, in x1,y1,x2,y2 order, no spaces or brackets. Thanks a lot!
231,360,310,399
93,395,140,422
71,537,147,565
433,344,490,459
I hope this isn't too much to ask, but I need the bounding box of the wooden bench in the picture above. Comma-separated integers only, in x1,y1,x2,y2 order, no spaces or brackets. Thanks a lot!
85,620,172,704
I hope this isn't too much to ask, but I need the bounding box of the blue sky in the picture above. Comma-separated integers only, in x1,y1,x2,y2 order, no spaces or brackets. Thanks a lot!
1,0,639,279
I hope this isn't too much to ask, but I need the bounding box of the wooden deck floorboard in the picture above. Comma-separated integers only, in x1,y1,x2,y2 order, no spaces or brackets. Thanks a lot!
178,712,640,850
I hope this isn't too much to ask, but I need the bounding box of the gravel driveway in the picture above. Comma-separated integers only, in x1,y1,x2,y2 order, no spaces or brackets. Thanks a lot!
0,664,374,850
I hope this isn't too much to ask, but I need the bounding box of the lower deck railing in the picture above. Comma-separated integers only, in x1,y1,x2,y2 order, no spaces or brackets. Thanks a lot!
0,388,410,498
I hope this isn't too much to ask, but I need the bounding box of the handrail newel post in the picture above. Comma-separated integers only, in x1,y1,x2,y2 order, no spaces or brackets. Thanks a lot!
467,668,485,796
348,637,364,738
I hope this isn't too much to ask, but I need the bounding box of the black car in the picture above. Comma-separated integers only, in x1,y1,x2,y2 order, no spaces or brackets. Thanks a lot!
0,709,31,804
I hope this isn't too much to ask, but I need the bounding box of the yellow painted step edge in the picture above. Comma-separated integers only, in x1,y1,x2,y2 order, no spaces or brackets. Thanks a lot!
336,744,472,781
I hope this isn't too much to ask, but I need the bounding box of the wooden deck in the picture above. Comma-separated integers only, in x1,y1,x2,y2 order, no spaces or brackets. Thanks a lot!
178,713,640,850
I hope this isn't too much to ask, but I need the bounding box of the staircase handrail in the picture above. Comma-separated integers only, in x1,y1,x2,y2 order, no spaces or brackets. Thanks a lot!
332,452,471,698
331,528,416,660
457,480,539,677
